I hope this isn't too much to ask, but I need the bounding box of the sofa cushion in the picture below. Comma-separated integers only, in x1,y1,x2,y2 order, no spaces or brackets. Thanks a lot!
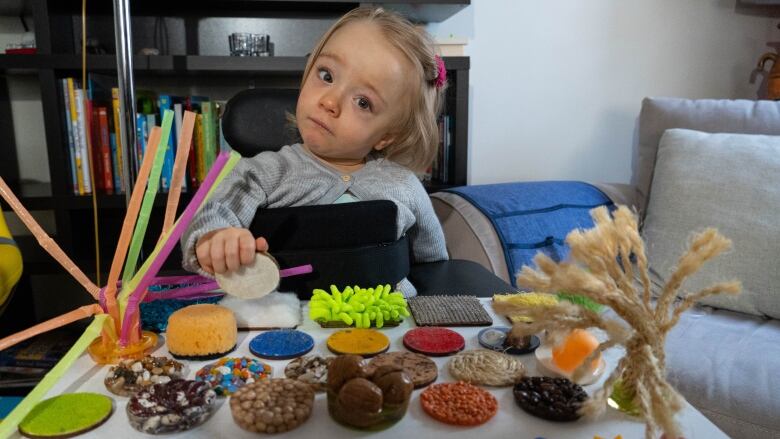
443,182,613,287
636,98,780,218
643,129,780,318
666,305,780,439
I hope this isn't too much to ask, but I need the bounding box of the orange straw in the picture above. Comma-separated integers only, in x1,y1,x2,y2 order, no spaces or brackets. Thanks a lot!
103,127,162,331
161,111,196,237
0,177,100,299
0,304,103,352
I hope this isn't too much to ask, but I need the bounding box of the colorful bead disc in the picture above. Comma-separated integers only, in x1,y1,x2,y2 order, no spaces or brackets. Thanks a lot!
249,330,314,360
194,357,272,396
18,393,113,438
326,329,390,357
403,327,465,356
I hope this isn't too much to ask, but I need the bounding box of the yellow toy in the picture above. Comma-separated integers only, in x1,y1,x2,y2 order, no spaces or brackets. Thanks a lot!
0,207,23,315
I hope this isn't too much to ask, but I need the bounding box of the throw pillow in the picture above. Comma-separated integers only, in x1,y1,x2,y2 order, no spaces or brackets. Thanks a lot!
643,128,780,318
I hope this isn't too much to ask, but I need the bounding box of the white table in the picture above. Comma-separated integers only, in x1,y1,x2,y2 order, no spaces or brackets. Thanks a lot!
11,300,727,439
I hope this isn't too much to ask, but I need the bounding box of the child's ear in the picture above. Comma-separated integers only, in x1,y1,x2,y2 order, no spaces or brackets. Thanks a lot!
373,133,396,151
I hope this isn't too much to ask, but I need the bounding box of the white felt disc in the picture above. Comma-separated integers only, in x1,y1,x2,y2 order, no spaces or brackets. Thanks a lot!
215,252,280,299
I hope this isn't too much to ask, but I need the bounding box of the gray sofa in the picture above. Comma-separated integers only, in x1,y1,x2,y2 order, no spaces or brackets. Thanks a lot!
431,97,780,439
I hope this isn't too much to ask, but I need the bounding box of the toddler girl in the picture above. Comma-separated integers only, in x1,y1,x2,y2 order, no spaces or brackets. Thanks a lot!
181,7,449,296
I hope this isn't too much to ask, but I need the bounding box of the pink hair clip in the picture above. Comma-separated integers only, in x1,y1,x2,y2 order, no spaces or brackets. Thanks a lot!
434,55,447,89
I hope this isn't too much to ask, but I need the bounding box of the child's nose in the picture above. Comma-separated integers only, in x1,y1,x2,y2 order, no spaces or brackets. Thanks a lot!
319,90,340,117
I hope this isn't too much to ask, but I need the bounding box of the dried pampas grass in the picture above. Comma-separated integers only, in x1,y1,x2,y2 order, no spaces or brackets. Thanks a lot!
493,205,741,439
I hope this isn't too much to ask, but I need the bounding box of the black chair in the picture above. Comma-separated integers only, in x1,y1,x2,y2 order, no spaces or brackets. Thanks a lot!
221,88,514,298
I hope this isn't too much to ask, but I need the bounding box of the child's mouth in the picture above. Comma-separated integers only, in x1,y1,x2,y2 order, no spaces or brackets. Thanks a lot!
309,117,333,135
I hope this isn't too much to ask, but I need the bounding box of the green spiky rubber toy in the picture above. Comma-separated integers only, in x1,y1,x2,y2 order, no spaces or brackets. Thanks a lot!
309,285,410,328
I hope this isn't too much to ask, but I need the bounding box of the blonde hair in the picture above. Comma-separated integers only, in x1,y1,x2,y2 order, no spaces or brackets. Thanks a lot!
297,7,447,173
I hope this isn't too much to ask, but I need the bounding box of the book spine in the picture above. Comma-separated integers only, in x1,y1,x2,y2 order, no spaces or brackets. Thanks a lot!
136,113,147,166
61,78,78,195
90,107,104,193
158,95,173,192
67,78,85,195
195,113,205,183
98,108,113,194
74,88,92,194
110,133,120,192
201,101,216,174
111,87,125,193
173,102,187,191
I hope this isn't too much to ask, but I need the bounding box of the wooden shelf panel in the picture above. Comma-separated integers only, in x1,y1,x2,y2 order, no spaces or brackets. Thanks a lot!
0,55,469,73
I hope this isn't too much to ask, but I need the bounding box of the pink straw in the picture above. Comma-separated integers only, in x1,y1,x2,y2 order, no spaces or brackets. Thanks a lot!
119,152,232,344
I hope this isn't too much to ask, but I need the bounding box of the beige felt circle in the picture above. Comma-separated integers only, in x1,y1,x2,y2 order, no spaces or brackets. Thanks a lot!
216,252,280,299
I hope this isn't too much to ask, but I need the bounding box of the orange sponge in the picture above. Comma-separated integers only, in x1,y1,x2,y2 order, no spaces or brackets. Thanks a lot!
167,304,237,360
551,329,600,373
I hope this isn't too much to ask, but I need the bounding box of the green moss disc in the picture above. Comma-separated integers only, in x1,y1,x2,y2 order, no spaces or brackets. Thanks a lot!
19,393,113,438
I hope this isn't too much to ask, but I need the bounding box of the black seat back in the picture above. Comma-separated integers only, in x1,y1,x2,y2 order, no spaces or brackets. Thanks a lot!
221,88,299,157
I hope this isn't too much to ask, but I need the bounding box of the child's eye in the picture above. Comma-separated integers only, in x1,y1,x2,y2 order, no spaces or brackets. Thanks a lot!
355,97,372,111
317,68,333,83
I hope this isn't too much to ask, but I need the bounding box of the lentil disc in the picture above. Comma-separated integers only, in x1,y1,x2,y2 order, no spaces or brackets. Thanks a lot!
420,381,498,426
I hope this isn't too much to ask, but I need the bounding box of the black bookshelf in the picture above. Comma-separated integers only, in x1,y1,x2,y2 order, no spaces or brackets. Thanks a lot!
1,0,470,319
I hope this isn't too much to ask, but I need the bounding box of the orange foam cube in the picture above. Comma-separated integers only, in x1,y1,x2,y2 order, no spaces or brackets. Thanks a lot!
552,329,600,373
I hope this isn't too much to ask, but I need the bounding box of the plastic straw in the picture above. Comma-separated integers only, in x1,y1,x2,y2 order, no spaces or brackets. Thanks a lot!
119,151,239,344
0,304,103,352
142,283,221,302
103,127,161,329
0,314,108,439
121,111,174,287
161,111,196,237
0,177,100,299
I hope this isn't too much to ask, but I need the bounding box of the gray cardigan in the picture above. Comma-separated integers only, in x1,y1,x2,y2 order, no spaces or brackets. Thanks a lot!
180,143,449,296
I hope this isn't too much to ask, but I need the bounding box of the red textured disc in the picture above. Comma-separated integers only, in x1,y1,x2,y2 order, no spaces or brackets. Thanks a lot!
403,327,465,357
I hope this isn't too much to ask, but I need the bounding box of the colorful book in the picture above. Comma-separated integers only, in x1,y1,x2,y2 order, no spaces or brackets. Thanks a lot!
74,88,92,194
109,133,120,192
89,107,104,193
201,101,217,174
158,94,175,192
61,78,78,194
66,78,84,195
97,107,113,194
111,87,125,193
173,102,188,191
195,113,205,183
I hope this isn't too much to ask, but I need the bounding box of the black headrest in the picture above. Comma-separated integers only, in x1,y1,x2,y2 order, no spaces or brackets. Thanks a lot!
221,88,300,157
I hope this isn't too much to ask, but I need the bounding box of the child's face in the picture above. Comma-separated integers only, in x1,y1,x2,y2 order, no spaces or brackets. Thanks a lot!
296,21,414,168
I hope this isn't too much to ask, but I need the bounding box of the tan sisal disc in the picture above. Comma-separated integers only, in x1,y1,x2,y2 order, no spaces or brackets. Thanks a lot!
216,252,280,299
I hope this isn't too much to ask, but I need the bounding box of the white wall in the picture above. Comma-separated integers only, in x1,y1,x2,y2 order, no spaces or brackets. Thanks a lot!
428,0,778,185
0,16,48,183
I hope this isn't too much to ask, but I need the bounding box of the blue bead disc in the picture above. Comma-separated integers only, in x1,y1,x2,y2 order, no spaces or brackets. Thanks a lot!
249,330,315,360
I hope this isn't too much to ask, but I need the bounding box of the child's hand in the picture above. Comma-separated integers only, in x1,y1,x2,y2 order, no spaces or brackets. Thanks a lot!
195,227,269,275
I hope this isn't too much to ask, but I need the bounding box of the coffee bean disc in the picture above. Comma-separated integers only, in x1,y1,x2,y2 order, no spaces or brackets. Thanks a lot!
402,327,465,356
420,382,498,426
513,376,588,422
19,393,113,438
367,351,438,388
326,329,390,357
478,327,540,355
284,355,333,392
249,330,314,360
230,378,315,434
